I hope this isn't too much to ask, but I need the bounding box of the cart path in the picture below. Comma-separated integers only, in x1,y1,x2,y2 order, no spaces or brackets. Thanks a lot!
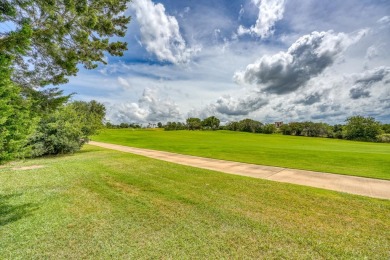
89,141,390,200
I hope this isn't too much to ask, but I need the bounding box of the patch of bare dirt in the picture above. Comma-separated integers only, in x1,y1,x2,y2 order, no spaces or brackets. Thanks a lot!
12,165,45,171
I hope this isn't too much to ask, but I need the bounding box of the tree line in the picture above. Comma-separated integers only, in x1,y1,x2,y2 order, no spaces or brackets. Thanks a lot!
158,116,390,143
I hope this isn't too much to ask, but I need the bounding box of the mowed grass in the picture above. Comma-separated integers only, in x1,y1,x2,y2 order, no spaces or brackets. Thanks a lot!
0,146,389,259
92,129,390,180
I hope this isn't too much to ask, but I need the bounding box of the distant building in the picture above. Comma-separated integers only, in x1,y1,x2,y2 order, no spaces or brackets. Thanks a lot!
274,122,283,128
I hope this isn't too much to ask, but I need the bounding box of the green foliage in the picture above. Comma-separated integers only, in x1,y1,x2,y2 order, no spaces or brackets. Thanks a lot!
382,124,390,134
0,54,34,163
70,100,106,136
280,124,292,135
106,122,142,129
1,0,131,88
28,106,85,157
164,122,186,131
376,134,390,143
201,116,220,130
344,116,383,141
224,121,239,131
186,117,202,130
225,119,263,133
237,119,262,133
28,100,106,157
23,87,73,115
332,124,344,139
280,122,331,137
262,123,276,134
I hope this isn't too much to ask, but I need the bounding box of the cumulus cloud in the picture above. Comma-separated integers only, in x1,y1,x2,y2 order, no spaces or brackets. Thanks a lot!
295,92,322,105
349,66,390,99
106,88,181,124
238,0,285,38
131,0,199,64
191,94,269,119
213,95,268,115
234,30,367,94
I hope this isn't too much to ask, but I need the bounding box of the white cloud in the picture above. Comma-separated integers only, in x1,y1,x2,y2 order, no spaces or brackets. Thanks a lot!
234,30,367,94
377,16,390,25
349,66,390,99
131,0,199,64
238,0,286,38
117,77,131,89
106,88,182,124
212,94,268,116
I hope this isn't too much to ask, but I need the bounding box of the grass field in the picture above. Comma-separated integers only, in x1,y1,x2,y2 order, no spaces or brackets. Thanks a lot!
92,129,390,180
0,145,389,258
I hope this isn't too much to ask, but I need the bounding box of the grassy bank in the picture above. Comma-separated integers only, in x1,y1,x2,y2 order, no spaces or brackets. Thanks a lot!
92,129,390,180
0,145,389,258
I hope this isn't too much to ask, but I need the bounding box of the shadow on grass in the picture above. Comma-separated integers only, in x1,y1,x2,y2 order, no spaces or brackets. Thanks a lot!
0,194,38,227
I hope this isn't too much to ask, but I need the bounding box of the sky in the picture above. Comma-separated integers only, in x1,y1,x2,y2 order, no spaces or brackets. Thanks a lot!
63,0,390,124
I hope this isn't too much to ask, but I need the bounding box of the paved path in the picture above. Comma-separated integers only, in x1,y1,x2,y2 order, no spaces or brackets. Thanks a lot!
89,141,390,200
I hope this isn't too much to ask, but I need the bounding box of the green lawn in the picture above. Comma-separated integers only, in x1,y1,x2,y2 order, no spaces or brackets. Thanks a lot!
0,145,389,258
92,129,390,180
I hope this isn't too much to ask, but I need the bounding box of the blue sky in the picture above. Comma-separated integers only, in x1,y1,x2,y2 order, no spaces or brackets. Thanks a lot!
62,0,390,124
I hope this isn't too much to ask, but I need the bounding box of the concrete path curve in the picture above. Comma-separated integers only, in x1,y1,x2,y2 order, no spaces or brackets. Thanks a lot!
89,141,390,200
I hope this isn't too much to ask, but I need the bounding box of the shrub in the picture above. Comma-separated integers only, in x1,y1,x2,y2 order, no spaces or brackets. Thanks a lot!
376,134,390,143
344,116,383,141
262,124,276,134
28,106,85,157
28,100,106,157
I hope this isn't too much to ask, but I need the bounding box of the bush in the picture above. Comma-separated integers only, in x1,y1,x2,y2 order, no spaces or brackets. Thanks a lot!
376,134,390,143
28,100,106,157
262,124,276,134
344,116,383,141
28,106,85,157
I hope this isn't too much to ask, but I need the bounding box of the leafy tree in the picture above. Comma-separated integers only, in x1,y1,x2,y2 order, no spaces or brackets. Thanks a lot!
280,124,292,135
70,100,106,136
301,122,331,137
262,124,276,134
157,122,163,128
0,54,34,163
186,118,202,130
238,119,262,133
382,124,390,134
332,124,344,139
28,105,85,157
28,100,106,157
344,116,383,141
289,122,304,136
202,116,220,130
163,122,186,131
23,87,73,115
1,0,131,88
225,121,240,131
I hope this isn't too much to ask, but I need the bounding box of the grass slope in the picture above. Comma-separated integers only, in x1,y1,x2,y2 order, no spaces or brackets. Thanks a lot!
93,129,390,180
1,146,389,258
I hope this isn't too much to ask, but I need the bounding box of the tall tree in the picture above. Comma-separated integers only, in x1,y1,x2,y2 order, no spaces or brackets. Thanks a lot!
202,116,220,130
344,116,383,141
186,118,202,130
70,100,106,136
1,0,131,88
0,53,34,163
